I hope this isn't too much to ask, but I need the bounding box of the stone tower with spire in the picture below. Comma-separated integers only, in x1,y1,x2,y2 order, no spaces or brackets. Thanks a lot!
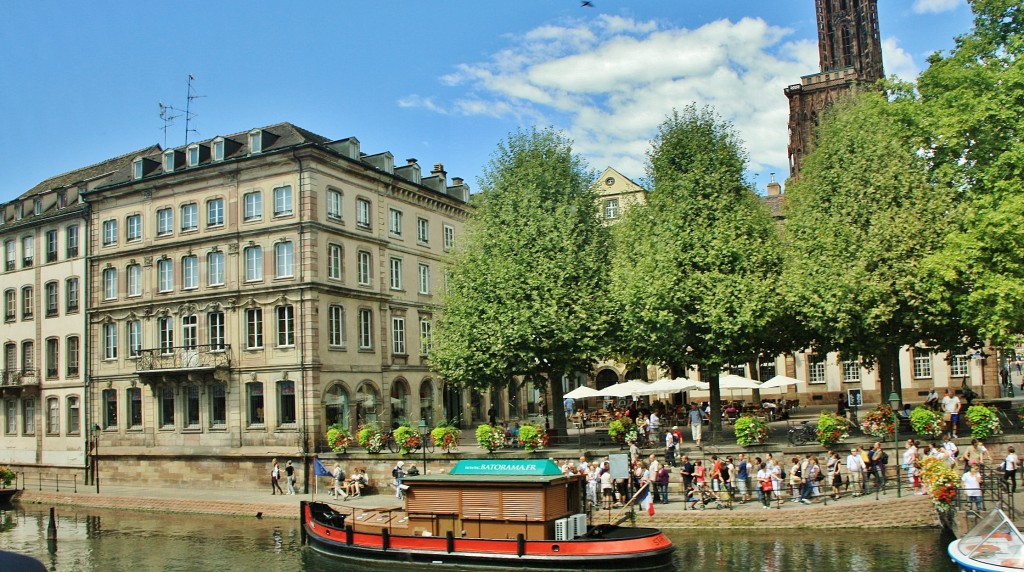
785,0,884,178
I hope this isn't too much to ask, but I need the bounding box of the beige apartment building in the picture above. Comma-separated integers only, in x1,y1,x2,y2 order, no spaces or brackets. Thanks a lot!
0,149,151,474
82,123,469,488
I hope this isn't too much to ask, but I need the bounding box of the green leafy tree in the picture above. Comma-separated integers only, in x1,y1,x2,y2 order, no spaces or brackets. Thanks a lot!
609,105,786,430
782,90,955,400
917,0,1024,344
430,128,611,434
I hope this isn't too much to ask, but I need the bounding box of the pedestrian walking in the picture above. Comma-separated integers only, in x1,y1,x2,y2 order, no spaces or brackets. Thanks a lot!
270,458,285,495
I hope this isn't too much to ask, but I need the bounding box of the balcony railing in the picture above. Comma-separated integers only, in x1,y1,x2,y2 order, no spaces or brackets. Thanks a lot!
0,369,40,387
135,345,231,372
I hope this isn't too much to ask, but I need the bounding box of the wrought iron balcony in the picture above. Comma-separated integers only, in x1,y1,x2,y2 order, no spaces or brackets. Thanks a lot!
134,345,231,374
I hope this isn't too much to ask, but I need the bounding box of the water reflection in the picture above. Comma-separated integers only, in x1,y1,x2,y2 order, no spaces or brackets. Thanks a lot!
1,504,957,572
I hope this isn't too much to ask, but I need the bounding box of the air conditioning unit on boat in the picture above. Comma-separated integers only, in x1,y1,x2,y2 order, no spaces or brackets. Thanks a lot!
554,518,570,541
570,513,587,538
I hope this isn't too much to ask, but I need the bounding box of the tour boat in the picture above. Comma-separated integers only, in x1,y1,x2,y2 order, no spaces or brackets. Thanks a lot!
948,509,1024,571
300,459,674,569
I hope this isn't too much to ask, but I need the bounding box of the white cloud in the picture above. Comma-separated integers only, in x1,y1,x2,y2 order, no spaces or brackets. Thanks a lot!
405,16,821,183
912,0,962,14
882,37,920,82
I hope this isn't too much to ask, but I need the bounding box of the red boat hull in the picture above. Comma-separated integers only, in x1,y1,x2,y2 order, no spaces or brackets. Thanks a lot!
301,501,675,569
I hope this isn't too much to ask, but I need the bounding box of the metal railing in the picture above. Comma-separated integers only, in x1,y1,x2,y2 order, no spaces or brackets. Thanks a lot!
956,465,1017,527
135,345,231,371
0,370,40,387
8,471,80,493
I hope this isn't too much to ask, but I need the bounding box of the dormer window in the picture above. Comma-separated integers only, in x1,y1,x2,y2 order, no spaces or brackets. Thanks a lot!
163,150,176,173
187,145,200,167
132,158,144,180
212,138,225,162
57,192,67,209
33,199,41,216
248,130,262,154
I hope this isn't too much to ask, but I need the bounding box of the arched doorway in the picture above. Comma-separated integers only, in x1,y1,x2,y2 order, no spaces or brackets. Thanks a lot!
324,383,351,431
355,382,380,427
419,379,435,427
442,382,462,428
390,378,410,428
596,369,619,390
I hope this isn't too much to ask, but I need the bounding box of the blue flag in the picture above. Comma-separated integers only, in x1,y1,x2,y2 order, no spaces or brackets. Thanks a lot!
314,458,332,477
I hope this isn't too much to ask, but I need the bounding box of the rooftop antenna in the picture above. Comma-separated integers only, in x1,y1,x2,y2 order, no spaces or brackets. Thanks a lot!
158,102,182,148
184,74,205,146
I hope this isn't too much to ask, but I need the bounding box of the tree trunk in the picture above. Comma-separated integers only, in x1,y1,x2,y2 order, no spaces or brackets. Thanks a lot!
876,346,903,405
549,370,567,436
704,366,723,433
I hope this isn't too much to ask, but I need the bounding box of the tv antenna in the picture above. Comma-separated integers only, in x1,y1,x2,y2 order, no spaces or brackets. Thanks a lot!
158,101,182,148
184,74,205,145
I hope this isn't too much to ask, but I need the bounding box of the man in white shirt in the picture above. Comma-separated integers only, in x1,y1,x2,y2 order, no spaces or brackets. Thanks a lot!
941,390,962,439
648,411,661,444
648,454,661,503
846,448,866,497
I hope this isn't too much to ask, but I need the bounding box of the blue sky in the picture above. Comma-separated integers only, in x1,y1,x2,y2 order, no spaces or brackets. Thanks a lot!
0,1,973,202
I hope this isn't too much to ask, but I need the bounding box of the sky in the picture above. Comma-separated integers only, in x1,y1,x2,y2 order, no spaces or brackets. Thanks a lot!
0,1,974,202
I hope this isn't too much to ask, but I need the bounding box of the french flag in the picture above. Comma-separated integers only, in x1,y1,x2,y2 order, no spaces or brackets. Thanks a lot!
639,483,655,517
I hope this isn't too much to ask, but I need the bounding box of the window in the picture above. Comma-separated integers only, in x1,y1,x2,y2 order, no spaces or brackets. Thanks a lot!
247,382,264,425
45,338,58,378
328,244,343,280
278,381,296,425
127,264,142,297
417,218,429,243
164,150,176,173
66,278,79,312
66,336,79,377
45,282,58,316
103,268,118,300
127,320,142,357
808,356,826,384
46,397,59,434
913,349,933,379
246,308,263,349
4,290,14,321
133,158,144,180
389,317,405,354
244,191,262,221
182,314,197,350
185,386,200,428
208,311,225,350
443,224,455,251
103,219,119,246
181,203,198,231
157,258,173,292
420,319,432,355
33,199,41,216
67,396,80,434
951,354,969,378
4,240,14,271
248,130,263,153
210,383,227,426
21,286,33,319
759,360,776,381
157,208,173,236
277,305,294,347
327,189,342,219
329,305,345,347
212,138,225,162
182,255,198,289
128,387,142,428
5,343,17,373
273,185,293,216
358,309,373,350
22,236,33,267
126,214,142,241
187,144,200,167
245,246,263,281
842,360,861,383
103,389,117,429
604,199,620,219
356,198,371,228
357,251,372,286
158,317,174,354
389,208,403,236
275,242,293,278
46,230,58,262
208,251,224,286
160,387,175,428
418,264,430,295
390,257,403,290
66,224,79,258
23,399,35,435
22,341,34,371
5,399,15,435
103,323,117,359
207,198,224,227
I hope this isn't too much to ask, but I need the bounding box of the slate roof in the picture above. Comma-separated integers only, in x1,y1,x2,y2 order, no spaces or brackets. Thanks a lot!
19,144,162,200
760,194,786,219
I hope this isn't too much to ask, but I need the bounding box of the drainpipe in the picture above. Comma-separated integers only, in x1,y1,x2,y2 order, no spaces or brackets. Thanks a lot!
292,149,310,493
81,204,93,486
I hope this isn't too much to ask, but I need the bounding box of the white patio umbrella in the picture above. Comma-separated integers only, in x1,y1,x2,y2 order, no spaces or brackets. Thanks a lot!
563,386,604,400
600,379,654,398
718,374,763,390
760,375,802,391
645,377,703,394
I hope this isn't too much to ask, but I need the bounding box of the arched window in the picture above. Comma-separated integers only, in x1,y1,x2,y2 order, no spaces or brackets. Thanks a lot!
324,383,350,430
66,396,80,435
391,379,410,427
46,397,59,434
355,382,380,426
278,380,296,425
419,379,434,426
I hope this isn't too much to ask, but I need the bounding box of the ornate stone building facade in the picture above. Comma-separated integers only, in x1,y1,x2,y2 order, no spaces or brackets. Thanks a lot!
785,0,884,178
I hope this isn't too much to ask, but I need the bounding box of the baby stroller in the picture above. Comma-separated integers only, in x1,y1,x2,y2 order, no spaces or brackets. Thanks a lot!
687,484,724,510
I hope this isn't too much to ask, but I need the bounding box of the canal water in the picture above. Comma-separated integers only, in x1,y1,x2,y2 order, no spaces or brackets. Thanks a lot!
1,504,958,571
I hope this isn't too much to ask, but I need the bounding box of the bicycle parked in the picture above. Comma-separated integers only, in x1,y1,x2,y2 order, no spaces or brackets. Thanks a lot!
787,420,817,446
384,428,435,454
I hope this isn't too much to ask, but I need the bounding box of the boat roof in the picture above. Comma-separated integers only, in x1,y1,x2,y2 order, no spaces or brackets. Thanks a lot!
404,474,570,484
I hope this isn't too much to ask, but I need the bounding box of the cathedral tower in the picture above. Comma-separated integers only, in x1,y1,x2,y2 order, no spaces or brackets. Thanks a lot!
785,0,885,178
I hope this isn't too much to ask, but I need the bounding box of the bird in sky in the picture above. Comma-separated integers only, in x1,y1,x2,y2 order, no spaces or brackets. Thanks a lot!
581,1,593,6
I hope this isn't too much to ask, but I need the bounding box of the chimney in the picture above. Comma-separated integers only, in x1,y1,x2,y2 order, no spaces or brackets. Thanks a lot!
767,172,782,196
452,177,463,186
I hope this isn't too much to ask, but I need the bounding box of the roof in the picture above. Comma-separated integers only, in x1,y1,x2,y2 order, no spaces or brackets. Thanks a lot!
760,194,785,218
404,474,572,485
19,144,162,200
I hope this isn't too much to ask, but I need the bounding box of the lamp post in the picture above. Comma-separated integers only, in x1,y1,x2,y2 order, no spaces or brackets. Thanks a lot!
418,419,428,475
91,424,101,494
888,392,901,498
